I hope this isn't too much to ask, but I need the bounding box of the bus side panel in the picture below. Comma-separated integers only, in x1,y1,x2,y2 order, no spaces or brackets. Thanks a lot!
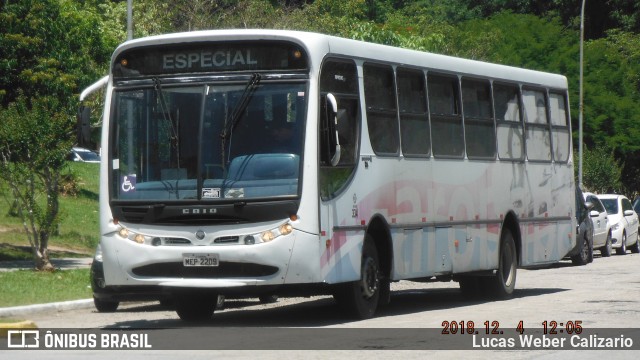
461,224,500,272
554,161,576,260
444,161,499,274
395,227,452,278
519,161,575,267
320,230,363,284
519,161,553,265
284,231,327,284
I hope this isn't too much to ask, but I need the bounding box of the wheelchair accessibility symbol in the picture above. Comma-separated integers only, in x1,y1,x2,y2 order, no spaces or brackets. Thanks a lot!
121,175,136,192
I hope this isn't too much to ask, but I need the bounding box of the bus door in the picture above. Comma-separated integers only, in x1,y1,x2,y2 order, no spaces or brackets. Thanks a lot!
318,58,361,283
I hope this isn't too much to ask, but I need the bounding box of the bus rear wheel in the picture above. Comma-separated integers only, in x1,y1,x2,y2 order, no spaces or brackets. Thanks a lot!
174,293,217,322
334,236,381,319
488,229,517,299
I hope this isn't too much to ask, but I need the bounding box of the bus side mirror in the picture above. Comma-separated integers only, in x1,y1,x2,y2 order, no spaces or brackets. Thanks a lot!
325,93,341,166
77,106,91,148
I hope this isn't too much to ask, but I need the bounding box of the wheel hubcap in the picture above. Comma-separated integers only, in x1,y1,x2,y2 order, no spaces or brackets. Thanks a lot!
361,257,379,299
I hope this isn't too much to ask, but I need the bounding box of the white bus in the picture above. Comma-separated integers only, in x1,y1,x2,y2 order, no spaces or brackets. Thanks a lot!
84,29,576,321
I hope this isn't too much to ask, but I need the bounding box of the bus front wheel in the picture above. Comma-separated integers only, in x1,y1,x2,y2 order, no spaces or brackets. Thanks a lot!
488,229,517,299
93,296,119,313
174,293,217,322
334,236,380,319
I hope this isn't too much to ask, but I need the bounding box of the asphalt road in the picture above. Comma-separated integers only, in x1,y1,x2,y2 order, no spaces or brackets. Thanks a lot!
2,251,640,359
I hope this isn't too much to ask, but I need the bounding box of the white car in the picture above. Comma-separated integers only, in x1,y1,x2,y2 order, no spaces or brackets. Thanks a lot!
68,147,100,163
583,192,612,256
596,194,640,255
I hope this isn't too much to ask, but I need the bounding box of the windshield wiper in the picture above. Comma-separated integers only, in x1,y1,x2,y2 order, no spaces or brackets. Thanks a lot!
220,73,261,170
153,78,180,168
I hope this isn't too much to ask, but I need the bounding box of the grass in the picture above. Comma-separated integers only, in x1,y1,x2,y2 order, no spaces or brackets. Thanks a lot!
0,162,100,260
0,162,98,310
0,269,92,308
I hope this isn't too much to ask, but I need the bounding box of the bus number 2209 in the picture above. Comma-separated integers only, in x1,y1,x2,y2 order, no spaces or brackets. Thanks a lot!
183,253,219,267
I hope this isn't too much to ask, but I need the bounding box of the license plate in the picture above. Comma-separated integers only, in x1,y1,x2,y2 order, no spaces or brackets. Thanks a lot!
183,253,219,267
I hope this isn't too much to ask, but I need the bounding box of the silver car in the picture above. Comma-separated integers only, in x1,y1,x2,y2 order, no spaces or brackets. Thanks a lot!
583,192,612,256
597,194,640,255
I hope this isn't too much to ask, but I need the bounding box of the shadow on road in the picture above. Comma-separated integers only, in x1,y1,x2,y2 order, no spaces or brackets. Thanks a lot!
104,285,568,329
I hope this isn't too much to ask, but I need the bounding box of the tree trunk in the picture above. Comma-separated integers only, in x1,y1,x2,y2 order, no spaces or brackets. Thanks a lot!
33,246,55,272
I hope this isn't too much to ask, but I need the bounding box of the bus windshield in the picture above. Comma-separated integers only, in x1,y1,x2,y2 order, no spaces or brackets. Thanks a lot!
110,79,307,202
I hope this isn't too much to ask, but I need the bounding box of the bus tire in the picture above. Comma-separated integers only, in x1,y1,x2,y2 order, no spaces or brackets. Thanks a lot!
334,236,380,319
93,296,119,313
174,293,217,322
489,229,517,299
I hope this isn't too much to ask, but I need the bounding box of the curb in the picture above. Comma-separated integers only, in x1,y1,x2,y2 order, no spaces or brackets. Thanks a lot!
0,320,38,337
0,299,94,318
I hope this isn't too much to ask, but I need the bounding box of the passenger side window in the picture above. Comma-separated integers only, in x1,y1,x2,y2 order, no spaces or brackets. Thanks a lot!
494,83,524,160
428,73,463,158
319,58,360,200
462,78,495,159
522,88,551,162
549,92,570,162
364,64,399,155
397,68,430,156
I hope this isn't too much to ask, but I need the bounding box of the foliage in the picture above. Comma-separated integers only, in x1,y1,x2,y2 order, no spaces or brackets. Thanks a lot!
0,162,99,260
579,146,623,195
0,96,75,270
0,0,109,106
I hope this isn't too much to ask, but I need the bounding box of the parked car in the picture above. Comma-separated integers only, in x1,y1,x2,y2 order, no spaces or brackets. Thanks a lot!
596,194,640,255
68,147,100,163
567,186,594,265
583,192,612,257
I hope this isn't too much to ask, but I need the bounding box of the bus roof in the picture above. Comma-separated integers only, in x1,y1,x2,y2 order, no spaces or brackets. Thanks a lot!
112,29,568,90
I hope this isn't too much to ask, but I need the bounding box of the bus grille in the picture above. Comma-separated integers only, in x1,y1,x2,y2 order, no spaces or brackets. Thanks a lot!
132,262,278,278
213,236,239,244
119,207,148,223
162,238,192,246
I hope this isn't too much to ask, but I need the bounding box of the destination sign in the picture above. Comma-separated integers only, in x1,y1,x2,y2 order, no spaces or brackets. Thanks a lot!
113,41,308,78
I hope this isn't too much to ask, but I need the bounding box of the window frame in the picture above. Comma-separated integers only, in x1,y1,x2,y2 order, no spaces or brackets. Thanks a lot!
461,77,496,160
548,90,571,163
493,82,525,162
363,62,400,157
522,86,552,163
427,72,464,159
397,67,431,158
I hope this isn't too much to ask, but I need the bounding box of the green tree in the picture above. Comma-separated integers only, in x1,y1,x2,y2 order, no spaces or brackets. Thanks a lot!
580,146,623,195
0,0,109,106
0,97,75,271
0,0,111,270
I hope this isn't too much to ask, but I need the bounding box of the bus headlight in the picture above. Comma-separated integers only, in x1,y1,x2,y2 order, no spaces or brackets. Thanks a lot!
118,228,129,238
117,227,148,244
256,223,294,243
134,234,145,244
